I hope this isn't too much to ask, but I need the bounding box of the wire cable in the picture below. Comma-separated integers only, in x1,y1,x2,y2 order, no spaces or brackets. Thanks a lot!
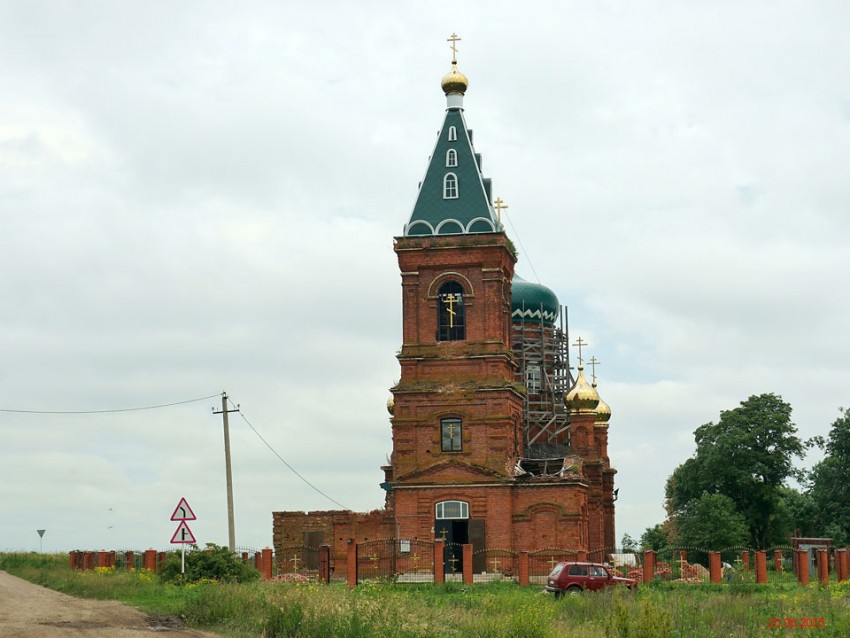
227,396,351,511
0,393,222,415
503,209,541,284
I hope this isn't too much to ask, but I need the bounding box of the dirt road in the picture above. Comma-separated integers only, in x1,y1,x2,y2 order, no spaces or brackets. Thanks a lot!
0,571,220,637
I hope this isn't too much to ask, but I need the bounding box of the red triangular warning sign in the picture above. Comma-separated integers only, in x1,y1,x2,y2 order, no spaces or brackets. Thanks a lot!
170,497,197,521
170,521,196,544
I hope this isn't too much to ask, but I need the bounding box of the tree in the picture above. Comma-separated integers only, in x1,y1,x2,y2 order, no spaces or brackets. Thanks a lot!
665,393,807,548
675,493,749,549
158,543,260,584
639,523,670,552
808,408,850,545
621,533,638,552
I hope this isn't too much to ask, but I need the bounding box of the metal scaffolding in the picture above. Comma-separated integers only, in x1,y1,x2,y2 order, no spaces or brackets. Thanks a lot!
512,304,574,475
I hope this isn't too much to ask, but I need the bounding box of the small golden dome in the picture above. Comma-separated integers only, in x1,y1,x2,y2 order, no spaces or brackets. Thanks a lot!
386,395,395,415
565,367,600,413
441,62,468,96
595,395,611,424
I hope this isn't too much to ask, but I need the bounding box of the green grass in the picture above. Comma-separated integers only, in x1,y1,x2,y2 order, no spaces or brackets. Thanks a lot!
2,553,849,637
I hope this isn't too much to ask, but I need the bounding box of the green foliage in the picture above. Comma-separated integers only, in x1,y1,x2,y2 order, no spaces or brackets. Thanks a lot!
808,407,850,545
639,524,670,552
665,393,806,548
158,543,260,585
676,493,748,549
620,533,638,552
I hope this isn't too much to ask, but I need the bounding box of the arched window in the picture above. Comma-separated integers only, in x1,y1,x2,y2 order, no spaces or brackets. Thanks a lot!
437,281,465,341
443,173,458,199
435,500,469,520
447,125,457,141
441,418,462,451
446,148,457,167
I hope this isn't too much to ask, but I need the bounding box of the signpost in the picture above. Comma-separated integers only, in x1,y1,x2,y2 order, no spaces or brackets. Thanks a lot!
170,498,197,575
36,529,45,553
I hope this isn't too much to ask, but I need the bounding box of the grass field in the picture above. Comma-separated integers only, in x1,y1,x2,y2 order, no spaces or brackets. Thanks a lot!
2,553,849,637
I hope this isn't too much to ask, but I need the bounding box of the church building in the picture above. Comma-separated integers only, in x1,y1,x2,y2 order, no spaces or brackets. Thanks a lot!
274,39,617,574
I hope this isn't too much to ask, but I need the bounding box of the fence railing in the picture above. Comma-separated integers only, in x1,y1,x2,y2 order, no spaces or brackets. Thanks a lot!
67,544,850,590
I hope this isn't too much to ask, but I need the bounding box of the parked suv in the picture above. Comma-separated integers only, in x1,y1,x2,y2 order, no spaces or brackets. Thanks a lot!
546,561,637,596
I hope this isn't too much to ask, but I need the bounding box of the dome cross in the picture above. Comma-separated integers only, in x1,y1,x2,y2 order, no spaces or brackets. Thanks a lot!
447,33,461,63
493,197,509,224
588,356,601,385
573,336,588,366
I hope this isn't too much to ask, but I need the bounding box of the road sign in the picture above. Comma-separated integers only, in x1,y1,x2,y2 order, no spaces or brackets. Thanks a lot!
170,497,197,521
170,521,196,544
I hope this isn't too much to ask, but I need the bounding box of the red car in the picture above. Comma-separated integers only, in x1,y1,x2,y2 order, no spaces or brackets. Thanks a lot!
545,561,637,596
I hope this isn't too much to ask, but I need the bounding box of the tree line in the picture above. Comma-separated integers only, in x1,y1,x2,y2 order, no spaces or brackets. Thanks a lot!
635,393,850,552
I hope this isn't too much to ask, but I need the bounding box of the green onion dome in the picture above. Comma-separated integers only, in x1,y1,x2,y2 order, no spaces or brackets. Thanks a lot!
511,275,559,324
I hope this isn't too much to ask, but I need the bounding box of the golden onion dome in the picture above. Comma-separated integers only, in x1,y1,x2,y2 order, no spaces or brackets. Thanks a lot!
441,62,468,95
565,367,600,413
386,394,395,415
594,392,611,424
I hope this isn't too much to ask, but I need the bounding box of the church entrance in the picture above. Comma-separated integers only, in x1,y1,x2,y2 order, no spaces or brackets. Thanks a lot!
434,500,486,574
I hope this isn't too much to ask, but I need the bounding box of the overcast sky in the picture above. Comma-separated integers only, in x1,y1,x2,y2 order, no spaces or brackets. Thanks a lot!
2,1,849,553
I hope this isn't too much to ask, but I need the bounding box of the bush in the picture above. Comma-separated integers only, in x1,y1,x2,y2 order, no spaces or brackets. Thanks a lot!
158,543,259,585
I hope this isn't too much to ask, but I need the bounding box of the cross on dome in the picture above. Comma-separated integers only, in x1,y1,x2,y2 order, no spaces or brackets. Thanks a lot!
447,32,461,63
573,337,588,366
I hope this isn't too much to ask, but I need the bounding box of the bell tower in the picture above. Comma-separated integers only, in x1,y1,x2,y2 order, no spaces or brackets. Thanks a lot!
387,36,524,545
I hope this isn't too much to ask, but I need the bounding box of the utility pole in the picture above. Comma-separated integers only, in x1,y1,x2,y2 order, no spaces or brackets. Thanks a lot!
213,392,240,552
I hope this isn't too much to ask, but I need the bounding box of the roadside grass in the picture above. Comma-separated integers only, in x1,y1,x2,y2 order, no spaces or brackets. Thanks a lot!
2,553,849,637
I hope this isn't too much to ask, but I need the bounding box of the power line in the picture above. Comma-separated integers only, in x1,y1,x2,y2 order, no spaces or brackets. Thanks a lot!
0,393,222,415
503,209,541,284
227,395,351,511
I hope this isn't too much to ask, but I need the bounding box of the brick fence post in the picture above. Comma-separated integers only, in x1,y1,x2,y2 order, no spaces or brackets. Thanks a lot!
817,549,829,585
262,548,273,580
709,551,721,584
124,551,134,571
319,545,331,584
157,552,167,572
741,550,750,572
836,548,848,583
642,550,656,584
462,544,473,585
518,551,529,586
346,539,357,589
773,550,783,573
143,549,156,572
755,550,767,584
83,551,94,570
796,549,809,586
434,539,445,585
241,551,248,563
68,551,77,571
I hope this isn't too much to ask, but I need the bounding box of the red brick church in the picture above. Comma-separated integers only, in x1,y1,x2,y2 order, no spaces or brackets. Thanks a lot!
274,40,617,573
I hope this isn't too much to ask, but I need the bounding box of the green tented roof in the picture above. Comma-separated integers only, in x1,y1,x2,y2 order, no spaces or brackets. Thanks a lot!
405,108,499,236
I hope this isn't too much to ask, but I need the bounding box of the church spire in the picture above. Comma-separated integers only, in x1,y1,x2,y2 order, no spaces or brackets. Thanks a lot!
404,35,499,238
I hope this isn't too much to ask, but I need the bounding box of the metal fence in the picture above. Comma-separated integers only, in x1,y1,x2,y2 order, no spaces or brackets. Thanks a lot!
528,548,579,583
473,549,518,583
356,539,435,584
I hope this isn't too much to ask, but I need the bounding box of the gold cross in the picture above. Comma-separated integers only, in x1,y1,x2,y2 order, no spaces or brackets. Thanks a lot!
491,556,502,572
411,552,420,570
370,553,380,573
573,337,588,366
447,33,461,63
449,555,459,573
493,197,508,224
446,421,456,440
438,529,448,541
588,356,601,384
290,554,300,571
444,293,459,328
548,556,559,569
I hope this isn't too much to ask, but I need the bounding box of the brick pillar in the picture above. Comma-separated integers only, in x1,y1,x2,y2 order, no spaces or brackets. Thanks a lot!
709,551,721,584
158,552,167,571
319,545,331,584
817,549,829,585
83,551,94,570
741,550,750,572
254,552,262,570
773,550,783,573
796,549,809,586
143,549,156,571
434,539,445,585
462,544,473,585
346,539,357,589
836,548,848,583
518,551,529,586
97,551,109,568
643,550,656,584
242,551,249,563
68,551,77,570
125,551,134,571
262,548,273,580
755,551,767,584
